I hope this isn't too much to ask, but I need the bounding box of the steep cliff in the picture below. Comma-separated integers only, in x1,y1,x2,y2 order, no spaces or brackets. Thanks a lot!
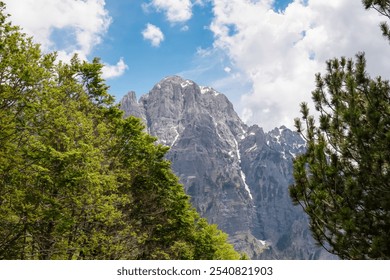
120,76,333,259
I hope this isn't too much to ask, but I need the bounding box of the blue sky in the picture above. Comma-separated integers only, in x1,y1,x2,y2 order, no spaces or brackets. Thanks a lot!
96,0,217,97
4,0,390,131
93,0,293,98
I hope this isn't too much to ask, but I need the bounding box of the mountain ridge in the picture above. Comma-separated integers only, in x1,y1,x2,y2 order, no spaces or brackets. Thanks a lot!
120,75,333,259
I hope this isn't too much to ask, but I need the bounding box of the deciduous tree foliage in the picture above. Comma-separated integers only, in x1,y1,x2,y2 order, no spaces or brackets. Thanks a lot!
290,53,390,259
0,2,240,260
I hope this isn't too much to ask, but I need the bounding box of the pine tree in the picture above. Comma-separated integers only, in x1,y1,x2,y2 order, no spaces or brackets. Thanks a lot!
363,0,390,43
290,53,390,259
290,0,390,260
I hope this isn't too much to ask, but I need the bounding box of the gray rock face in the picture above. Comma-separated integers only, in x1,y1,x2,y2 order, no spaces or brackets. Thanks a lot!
120,76,333,259
121,91,146,123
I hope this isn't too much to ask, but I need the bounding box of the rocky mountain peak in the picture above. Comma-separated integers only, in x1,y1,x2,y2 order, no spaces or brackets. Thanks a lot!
159,75,188,85
120,76,333,259
266,125,306,160
120,91,146,123
133,76,247,148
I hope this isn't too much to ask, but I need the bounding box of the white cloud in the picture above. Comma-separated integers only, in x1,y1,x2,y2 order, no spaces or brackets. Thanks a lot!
181,25,190,31
4,0,111,57
149,0,193,23
142,23,165,47
3,0,129,78
102,58,129,79
210,0,390,131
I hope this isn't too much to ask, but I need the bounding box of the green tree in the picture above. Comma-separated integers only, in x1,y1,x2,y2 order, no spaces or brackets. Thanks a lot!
110,114,240,259
363,0,390,43
290,53,390,259
0,1,61,258
290,0,390,260
0,26,129,258
0,1,240,260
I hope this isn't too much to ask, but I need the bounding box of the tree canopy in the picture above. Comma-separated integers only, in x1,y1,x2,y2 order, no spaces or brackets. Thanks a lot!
290,53,390,259
290,1,390,260
0,2,241,260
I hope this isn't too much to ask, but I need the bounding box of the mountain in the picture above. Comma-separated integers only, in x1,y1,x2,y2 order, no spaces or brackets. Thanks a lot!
120,75,333,259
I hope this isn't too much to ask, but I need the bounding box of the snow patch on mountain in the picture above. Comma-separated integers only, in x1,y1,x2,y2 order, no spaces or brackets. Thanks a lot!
171,125,180,147
234,138,253,200
200,86,220,96
181,80,193,88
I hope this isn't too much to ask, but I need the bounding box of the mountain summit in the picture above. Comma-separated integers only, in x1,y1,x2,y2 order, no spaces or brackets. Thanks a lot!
120,76,332,259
